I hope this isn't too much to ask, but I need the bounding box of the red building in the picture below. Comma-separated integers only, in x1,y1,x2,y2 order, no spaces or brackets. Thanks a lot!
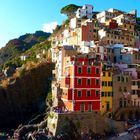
81,21,94,41
109,20,118,29
60,54,101,112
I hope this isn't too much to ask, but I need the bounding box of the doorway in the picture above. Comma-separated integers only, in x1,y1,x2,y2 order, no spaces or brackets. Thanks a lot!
106,102,110,111
81,102,85,112
89,103,92,112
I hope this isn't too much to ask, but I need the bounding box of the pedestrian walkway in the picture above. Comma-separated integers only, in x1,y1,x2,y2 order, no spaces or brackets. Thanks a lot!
108,133,133,140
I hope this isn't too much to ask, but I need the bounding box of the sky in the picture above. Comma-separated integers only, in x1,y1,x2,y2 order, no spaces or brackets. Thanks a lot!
0,0,140,48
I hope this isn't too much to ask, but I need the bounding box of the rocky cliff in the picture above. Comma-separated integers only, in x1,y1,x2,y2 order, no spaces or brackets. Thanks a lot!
0,61,54,130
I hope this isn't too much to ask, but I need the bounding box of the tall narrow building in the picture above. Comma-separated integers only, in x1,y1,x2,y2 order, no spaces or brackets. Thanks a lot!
60,53,101,112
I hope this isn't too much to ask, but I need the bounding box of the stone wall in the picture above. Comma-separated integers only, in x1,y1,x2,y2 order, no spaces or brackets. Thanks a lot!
47,111,125,136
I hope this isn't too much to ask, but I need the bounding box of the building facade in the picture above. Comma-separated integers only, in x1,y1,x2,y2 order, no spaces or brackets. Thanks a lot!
76,4,93,19
101,64,113,115
60,54,101,112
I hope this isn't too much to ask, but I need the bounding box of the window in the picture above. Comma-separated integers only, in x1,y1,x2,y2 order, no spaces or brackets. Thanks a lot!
132,90,135,95
121,76,124,82
94,29,97,32
87,67,91,74
104,81,107,86
108,92,111,97
108,81,111,86
89,29,92,32
96,79,100,85
103,72,105,76
133,81,137,85
101,92,104,97
78,79,82,85
126,77,128,83
96,68,99,74
87,79,91,86
78,91,82,97
108,72,111,77
78,67,82,74
120,99,122,107
110,81,113,86
96,91,100,97
102,81,105,86
87,90,91,97
108,81,113,86
105,92,107,97
112,92,113,97
118,76,120,81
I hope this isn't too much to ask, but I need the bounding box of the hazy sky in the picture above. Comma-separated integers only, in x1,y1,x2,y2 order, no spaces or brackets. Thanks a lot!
0,0,140,47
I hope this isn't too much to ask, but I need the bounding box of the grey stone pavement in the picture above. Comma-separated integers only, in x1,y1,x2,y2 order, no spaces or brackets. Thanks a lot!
108,132,140,140
108,134,133,140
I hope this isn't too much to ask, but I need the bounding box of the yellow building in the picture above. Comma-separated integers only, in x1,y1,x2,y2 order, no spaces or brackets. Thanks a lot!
101,64,113,116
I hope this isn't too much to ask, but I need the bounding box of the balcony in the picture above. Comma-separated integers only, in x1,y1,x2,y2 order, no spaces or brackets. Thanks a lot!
131,94,139,99
131,85,138,90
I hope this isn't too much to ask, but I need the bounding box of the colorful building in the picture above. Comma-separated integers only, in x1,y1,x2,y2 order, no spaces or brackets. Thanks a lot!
112,66,132,115
81,20,94,42
131,70,140,107
50,4,140,120
60,53,101,112
101,64,113,115
76,4,93,19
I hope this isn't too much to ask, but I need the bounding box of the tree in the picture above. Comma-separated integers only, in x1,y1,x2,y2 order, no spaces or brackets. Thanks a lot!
60,4,81,17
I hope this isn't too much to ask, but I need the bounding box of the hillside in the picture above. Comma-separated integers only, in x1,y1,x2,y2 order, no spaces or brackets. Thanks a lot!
0,30,53,130
0,61,54,129
0,31,51,70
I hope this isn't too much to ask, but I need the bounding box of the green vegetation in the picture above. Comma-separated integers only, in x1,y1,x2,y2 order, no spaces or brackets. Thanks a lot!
4,58,24,69
19,67,26,77
137,17,140,21
60,4,81,17
75,120,81,128
0,31,51,70
47,92,53,101
64,19,70,26
2,40,51,70
48,112,55,119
